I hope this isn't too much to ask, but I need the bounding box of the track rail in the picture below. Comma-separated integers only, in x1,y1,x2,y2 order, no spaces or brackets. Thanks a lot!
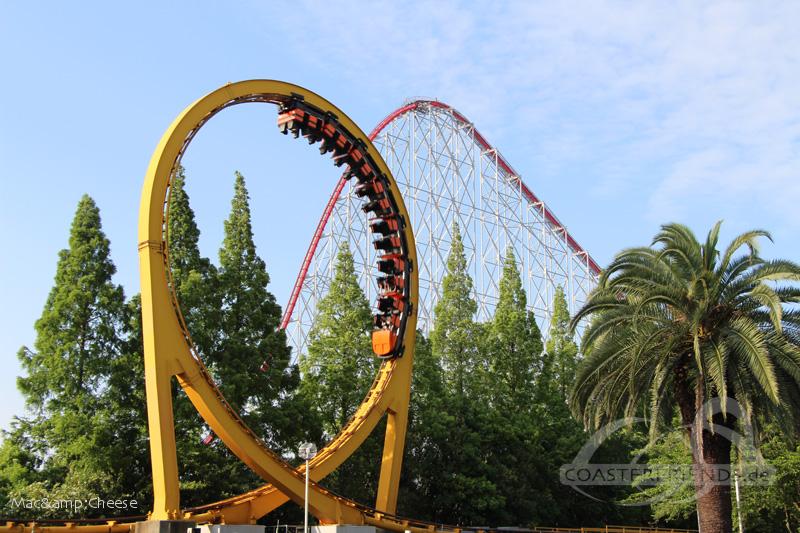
133,80,421,525
131,80,430,531
280,99,600,331
0,86,604,533
0,80,426,533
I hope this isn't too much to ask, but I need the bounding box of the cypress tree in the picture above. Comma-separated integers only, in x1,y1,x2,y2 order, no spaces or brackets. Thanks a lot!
534,286,610,526
429,222,502,525
168,167,205,281
478,248,547,526
166,166,219,358
7,195,128,516
214,171,299,451
542,285,579,400
483,247,542,409
18,195,125,409
102,294,152,510
300,243,381,505
398,331,452,522
160,167,229,505
301,243,376,431
431,222,479,399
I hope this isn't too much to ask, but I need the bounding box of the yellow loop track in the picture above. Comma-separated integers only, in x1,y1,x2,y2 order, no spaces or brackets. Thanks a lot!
1,80,426,533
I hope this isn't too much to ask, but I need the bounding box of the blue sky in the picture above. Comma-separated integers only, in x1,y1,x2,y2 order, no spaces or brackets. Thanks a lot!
2,1,799,431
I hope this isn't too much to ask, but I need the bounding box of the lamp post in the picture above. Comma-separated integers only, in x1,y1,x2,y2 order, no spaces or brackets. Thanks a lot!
734,468,744,533
299,442,318,533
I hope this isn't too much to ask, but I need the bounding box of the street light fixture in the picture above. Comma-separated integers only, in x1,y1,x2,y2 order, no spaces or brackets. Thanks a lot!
299,442,318,533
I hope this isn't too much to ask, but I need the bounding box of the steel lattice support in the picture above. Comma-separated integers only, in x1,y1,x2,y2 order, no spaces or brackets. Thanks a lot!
284,101,600,357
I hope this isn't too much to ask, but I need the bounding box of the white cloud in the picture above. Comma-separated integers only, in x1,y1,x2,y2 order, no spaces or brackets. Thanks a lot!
257,0,800,234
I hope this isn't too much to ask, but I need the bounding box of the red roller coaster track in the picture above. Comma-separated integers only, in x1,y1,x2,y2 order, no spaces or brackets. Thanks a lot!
280,100,601,330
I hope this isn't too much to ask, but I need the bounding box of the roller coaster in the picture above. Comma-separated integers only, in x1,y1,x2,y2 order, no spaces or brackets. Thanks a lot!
0,80,605,533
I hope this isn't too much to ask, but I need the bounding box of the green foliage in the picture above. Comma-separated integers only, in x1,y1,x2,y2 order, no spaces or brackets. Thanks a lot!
399,331,451,519
5,467,118,519
526,283,640,527
4,195,130,518
626,420,800,531
301,243,376,432
738,425,800,531
403,244,643,527
17,195,126,409
543,286,579,400
167,166,219,358
481,248,542,408
99,294,151,507
17,181,800,531
215,171,296,424
623,428,696,524
431,222,480,400
165,168,245,505
300,243,381,505
571,221,800,531
477,249,545,524
426,223,504,525
178,171,302,504
0,424,41,511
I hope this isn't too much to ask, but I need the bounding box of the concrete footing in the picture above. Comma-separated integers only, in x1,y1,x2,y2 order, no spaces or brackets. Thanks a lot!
311,526,378,533
198,526,266,533
134,521,197,533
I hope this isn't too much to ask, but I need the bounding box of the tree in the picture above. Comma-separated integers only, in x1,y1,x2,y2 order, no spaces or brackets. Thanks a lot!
570,222,800,533
429,222,503,525
7,195,128,517
479,248,546,525
160,167,232,505
17,195,126,414
739,424,800,531
431,222,480,399
398,331,452,520
163,166,248,504
626,419,800,531
623,424,697,526
0,422,42,512
482,248,542,409
214,171,300,450
543,286,579,400
531,282,633,527
146,169,304,506
166,166,219,358
299,242,381,505
301,243,376,432
100,294,152,509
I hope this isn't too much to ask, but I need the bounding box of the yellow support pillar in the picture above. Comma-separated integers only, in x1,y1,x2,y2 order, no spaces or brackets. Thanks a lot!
375,341,414,515
375,408,408,515
138,80,419,525
139,240,183,520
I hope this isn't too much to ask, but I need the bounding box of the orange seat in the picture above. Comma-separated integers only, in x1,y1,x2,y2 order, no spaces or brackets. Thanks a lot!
372,329,397,357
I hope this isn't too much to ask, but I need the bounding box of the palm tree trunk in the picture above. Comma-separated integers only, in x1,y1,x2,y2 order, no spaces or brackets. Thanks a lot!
694,418,733,533
674,364,733,533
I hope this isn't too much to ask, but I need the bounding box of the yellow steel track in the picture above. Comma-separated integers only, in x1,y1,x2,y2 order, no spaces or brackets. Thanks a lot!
0,80,694,533
1,80,426,533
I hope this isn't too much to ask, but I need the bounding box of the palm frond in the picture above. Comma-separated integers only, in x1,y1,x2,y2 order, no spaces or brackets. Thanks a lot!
746,284,784,332
724,316,779,404
703,338,729,415
717,229,771,273
653,223,702,273
703,220,722,271
571,221,800,444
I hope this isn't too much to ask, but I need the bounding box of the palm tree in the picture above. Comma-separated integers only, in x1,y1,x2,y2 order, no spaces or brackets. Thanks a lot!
570,222,800,533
